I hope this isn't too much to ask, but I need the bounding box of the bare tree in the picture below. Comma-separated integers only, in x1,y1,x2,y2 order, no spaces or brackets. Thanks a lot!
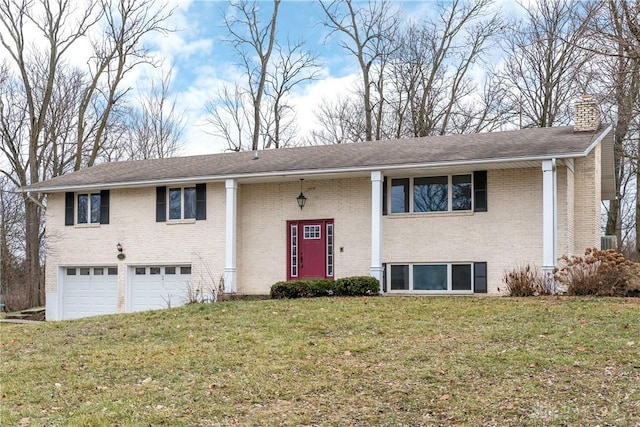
205,0,318,151
263,40,320,148
223,0,280,151
205,83,252,152
320,0,398,141
123,70,185,160
582,0,640,254
495,0,594,128
75,0,173,169
307,95,366,145
386,0,502,138
0,0,172,307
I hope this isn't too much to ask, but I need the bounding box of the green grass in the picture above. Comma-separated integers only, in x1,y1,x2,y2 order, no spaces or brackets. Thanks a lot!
1,296,639,426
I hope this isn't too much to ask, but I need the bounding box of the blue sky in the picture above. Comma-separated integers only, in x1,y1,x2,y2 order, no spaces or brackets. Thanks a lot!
0,0,530,160
105,0,526,156
150,0,529,155
143,1,353,154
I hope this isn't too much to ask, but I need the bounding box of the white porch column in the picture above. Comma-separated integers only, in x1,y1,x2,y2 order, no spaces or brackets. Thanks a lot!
224,179,238,293
542,159,557,293
370,171,384,292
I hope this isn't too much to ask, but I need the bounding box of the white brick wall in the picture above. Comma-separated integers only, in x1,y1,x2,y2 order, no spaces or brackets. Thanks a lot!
384,168,544,294
574,97,601,132
45,158,602,306
574,144,601,250
45,184,227,314
237,178,371,294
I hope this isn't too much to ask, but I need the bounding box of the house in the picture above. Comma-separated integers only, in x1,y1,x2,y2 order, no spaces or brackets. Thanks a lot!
26,97,614,320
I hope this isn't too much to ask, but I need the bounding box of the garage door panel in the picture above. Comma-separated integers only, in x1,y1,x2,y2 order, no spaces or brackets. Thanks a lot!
62,267,118,320
131,266,192,312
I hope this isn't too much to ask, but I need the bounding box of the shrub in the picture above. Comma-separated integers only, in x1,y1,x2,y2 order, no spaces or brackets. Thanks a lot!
554,248,640,297
502,264,551,296
334,276,380,296
270,279,335,299
270,276,380,299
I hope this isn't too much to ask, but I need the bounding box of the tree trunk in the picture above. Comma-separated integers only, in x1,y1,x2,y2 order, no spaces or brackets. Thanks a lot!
23,197,42,307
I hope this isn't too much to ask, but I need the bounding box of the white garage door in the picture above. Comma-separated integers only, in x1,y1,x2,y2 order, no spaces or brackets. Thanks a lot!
130,265,192,312
63,267,118,320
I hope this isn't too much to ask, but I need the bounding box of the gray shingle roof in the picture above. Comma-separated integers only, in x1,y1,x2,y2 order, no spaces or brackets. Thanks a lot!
25,125,611,192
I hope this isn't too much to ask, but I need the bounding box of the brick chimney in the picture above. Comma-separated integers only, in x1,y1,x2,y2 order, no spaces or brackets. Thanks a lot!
573,94,601,132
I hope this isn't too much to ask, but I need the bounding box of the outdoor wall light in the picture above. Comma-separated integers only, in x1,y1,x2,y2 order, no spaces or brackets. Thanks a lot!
296,179,307,210
116,243,123,252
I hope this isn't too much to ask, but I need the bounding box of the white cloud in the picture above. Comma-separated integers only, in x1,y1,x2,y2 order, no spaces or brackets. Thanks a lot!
289,72,359,139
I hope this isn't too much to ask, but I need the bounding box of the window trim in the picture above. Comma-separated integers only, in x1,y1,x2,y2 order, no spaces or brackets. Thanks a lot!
168,186,197,221
65,190,109,226
387,262,476,293
156,184,206,222
77,193,101,224
386,172,486,215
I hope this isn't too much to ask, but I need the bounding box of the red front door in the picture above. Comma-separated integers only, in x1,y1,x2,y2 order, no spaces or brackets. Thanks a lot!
287,219,334,280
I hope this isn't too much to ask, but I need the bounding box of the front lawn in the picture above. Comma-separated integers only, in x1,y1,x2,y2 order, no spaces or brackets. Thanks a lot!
1,297,639,426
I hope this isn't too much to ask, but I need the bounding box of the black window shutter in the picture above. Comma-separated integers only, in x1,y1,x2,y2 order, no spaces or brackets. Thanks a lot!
474,262,487,293
382,177,388,216
382,263,387,292
100,190,110,224
195,183,206,220
65,192,74,226
474,171,487,212
156,186,166,222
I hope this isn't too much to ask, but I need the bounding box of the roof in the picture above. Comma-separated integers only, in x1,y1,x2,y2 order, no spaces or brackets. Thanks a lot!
25,124,613,193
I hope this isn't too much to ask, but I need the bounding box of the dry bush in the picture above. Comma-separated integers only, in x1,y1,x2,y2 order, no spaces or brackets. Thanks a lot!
554,248,640,297
502,264,551,296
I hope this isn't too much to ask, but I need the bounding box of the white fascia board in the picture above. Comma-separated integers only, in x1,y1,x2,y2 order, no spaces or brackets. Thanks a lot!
583,124,613,155
25,134,612,194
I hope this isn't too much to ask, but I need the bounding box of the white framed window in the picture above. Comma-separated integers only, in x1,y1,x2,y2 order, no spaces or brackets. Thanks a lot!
169,187,197,220
326,223,334,277
388,263,473,292
77,193,102,224
66,190,109,226
290,224,298,277
304,225,321,239
391,174,472,214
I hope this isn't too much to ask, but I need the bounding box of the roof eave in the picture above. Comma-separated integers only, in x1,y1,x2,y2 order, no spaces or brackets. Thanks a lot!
23,145,604,194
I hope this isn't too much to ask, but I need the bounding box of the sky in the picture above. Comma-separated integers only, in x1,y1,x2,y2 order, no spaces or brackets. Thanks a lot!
149,0,358,155
0,0,530,161
139,0,528,156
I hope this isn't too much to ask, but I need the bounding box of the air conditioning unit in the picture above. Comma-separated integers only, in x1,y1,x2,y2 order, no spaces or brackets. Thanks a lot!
601,235,617,250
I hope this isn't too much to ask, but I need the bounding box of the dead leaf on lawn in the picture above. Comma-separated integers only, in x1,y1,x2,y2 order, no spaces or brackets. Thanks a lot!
344,351,351,356
576,345,586,352
627,341,635,347
440,394,450,401
19,417,30,426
